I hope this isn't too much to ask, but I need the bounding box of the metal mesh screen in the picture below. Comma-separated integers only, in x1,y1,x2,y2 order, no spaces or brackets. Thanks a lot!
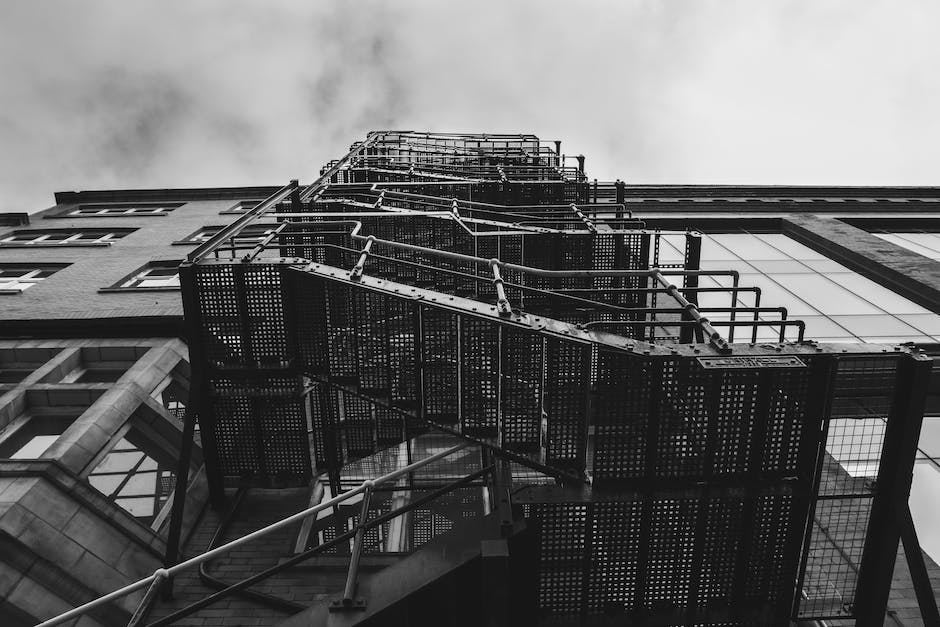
797,355,899,620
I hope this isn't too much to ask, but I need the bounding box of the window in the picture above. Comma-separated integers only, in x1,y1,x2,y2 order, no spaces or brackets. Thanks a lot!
102,261,181,291
175,223,280,245
658,232,940,343
87,428,177,524
0,414,76,459
51,203,182,218
220,200,263,215
0,264,68,293
0,228,135,247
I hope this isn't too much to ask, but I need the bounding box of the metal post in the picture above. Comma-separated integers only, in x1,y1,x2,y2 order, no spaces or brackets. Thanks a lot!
337,481,374,610
615,179,625,220
681,232,704,343
900,503,940,624
161,407,198,599
289,178,301,212
854,354,933,625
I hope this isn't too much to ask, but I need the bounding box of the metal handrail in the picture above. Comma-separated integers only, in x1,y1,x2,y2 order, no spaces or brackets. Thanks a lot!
34,442,468,627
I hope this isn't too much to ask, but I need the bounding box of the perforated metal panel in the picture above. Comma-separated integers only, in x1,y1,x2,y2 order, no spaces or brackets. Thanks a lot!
526,490,801,626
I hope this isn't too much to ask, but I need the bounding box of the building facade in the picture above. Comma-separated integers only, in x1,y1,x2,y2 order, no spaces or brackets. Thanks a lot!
1,132,938,626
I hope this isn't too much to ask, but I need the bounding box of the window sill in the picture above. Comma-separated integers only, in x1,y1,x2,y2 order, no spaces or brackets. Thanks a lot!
0,242,112,248
98,286,181,293
44,213,169,219
0,288,25,294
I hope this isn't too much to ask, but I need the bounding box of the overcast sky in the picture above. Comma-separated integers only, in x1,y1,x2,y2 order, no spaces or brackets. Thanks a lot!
2,0,939,212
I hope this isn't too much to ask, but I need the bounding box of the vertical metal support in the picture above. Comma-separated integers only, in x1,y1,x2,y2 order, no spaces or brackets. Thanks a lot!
337,483,374,610
554,141,561,167
900,503,940,624
483,454,514,626
681,233,703,343
576,155,585,176
481,538,511,627
412,304,426,435
615,179,625,221
161,407,198,599
493,458,514,538
791,358,837,618
854,354,933,625
289,179,301,213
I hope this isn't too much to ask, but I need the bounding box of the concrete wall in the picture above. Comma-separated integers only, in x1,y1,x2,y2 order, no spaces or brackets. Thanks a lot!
0,338,205,626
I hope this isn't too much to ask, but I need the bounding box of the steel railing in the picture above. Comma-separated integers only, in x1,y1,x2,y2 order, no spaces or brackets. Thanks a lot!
35,442,469,627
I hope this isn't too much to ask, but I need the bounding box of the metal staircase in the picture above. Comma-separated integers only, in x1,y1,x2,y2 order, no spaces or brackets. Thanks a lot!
36,132,934,626
171,132,932,625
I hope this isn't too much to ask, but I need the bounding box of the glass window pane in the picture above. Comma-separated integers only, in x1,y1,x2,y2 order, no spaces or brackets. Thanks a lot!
709,234,789,260
790,315,854,341
699,238,740,261
747,260,813,274
910,461,940,564
828,315,922,337
94,451,143,473
834,274,933,315
770,275,883,315
115,497,155,518
118,471,158,497
898,314,940,336
88,474,123,495
918,418,940,459
801,258,852,273
900,233,940,256
10,434,60,459
754,233,827,259
656,235,686,263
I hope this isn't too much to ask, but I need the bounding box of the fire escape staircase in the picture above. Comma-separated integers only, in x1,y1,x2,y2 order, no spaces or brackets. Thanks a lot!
34,132,937,627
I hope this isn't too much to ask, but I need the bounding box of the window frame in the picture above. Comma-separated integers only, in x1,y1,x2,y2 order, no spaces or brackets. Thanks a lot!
0,263,69,294
0,227,136,247
99,261,181,292
0,412,79,459
219,200,263,215
46,203,184,219
172,223,281,246
84,420,182,529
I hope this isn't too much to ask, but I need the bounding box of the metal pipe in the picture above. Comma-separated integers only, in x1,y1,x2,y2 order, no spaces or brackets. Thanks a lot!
491,260,511,316
242,221,290,263
653,270,730,353
342,482,375,605
125,570,168,627
349,236,375,281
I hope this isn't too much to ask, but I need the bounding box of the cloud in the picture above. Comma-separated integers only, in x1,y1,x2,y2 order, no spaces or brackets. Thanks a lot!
1,0,939,213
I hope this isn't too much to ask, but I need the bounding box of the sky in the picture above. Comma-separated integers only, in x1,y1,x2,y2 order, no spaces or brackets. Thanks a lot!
2,0,939,213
